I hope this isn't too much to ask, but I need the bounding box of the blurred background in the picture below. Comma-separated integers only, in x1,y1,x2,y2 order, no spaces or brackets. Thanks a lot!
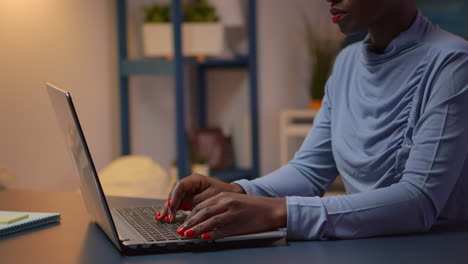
0,0,466,196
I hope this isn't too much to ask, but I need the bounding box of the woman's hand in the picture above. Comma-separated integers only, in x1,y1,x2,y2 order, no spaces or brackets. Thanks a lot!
155,174,245,222
176,192,286,240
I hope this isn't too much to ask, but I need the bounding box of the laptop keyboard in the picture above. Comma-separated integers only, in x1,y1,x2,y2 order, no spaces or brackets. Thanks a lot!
115,206,186,242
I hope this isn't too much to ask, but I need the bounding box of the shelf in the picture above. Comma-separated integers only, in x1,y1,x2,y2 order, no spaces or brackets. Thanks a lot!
117,0,260,181
186,56,249,69
120,59,173,76
284,125,313,136
120,57,249,76
211,168,255,183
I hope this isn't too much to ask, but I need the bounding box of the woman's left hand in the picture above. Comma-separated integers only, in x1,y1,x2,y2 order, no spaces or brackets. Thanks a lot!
176,192,287,240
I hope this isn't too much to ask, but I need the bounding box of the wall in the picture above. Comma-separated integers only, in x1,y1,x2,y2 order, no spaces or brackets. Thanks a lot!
0,0,341,191
256,0,342,174
0,0,119,191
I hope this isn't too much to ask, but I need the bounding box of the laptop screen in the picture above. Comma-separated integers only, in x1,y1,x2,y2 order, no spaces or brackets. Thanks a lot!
46,83,122,250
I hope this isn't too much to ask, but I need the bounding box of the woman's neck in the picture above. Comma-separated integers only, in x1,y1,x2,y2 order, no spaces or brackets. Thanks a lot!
368,6,418,53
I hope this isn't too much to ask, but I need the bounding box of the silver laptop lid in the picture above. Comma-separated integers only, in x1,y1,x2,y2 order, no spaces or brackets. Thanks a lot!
46,83,122,251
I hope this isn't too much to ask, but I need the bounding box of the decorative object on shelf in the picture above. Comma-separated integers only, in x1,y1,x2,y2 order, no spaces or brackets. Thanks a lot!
190,127,233,173
142,0,224,59
304,16,342,110
308,100,323,110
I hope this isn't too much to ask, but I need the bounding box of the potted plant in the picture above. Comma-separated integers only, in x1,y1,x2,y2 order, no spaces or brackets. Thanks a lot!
304,20,342,109
142,4,172,58
142,0,223,59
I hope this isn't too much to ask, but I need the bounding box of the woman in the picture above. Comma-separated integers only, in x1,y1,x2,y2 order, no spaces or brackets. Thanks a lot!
157,0,468,240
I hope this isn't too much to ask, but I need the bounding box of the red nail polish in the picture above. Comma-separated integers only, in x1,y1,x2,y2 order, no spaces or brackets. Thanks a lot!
181,201,191,210
167,199,172,206
177,227,186,236
166,215,172,222
154,212,161,220
184,229,194,237
202,233,210,240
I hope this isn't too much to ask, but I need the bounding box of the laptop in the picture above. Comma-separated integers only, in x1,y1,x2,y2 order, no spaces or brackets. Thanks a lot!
46,83,284,254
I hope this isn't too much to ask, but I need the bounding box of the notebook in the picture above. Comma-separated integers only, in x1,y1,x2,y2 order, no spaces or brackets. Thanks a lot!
0,211,61,237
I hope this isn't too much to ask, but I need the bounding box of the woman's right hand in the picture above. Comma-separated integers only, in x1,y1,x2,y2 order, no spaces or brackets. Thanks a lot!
155,174,245,222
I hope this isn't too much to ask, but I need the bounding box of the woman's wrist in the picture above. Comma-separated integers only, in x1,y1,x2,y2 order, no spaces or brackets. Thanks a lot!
270,197,287,228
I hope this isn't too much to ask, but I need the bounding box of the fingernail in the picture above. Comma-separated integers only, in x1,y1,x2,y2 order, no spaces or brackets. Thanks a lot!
177,227,186,236
184,229,194,237
166,215,172,222
167,199,172,206
202,233,210,240
180,201,191,210
154,212,161,220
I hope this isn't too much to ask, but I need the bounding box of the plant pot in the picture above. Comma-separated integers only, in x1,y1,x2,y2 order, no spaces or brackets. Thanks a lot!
308,99,323,110
142,23,172,57
142,23,224,57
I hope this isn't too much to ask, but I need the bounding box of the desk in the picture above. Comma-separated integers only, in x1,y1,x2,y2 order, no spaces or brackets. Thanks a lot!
1,189,468,264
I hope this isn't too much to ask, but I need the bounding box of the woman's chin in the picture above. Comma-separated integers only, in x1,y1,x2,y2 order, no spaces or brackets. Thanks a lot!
338,24,366,36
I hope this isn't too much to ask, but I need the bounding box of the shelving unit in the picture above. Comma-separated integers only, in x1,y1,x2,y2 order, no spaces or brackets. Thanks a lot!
116,0,260,182
279,109,317,166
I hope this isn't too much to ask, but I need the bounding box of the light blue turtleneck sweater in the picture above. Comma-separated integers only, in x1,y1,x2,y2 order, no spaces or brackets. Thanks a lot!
235,12,468,240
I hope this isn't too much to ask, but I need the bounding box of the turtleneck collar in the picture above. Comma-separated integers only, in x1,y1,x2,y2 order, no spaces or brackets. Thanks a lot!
362,10,429,65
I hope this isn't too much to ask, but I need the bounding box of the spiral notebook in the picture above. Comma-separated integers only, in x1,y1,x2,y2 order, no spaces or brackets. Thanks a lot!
0,211,61,237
